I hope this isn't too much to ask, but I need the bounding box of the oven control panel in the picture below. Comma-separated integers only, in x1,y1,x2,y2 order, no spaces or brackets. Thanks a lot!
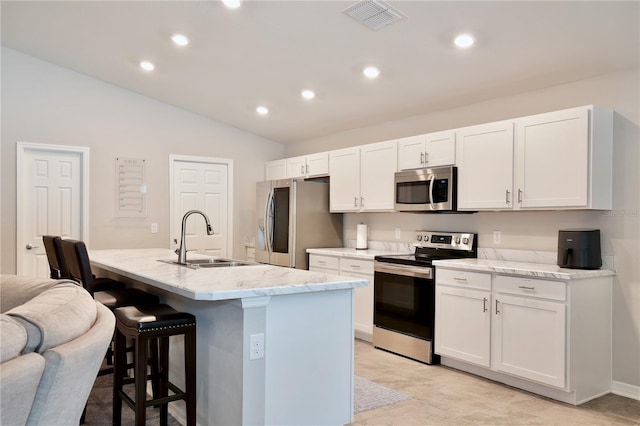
414,231,475,251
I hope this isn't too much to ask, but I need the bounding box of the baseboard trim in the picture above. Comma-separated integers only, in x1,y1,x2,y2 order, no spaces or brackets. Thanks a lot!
612,381,640,401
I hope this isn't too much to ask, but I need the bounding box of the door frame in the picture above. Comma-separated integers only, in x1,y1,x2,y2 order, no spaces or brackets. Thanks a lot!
16,141,90,273
169,154,234,257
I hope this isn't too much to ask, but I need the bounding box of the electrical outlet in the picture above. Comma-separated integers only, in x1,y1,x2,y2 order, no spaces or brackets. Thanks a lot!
493,230,501,244
395,228,401,239
249,333,264,360
151,223,158,234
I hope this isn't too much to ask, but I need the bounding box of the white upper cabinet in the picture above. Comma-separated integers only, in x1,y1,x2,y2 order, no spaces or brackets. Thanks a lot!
329,140,397,212
265,159,287,181
397,131,456,170
515,106,612,209
329,147,360,212
458,120,515,210
286,152,329,179
458,105,613,211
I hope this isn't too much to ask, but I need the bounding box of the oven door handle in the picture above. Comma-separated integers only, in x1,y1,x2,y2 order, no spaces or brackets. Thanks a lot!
374,262,433,279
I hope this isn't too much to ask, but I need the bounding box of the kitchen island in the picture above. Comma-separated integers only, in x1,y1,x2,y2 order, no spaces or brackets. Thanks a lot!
90,248,366,426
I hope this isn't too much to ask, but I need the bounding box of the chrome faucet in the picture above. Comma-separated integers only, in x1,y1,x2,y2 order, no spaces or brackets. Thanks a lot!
176,210,214,265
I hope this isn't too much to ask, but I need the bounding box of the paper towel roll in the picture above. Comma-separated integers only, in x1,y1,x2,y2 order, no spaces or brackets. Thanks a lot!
356,223,368,250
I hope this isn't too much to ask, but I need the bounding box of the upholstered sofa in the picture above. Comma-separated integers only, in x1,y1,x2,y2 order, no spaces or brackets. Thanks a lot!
0,274,115,426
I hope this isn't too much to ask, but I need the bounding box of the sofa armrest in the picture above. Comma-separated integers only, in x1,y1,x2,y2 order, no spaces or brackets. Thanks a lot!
26,302,115,426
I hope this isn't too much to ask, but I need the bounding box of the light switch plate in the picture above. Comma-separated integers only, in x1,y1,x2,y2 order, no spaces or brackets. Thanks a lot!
151,223,158,234
493,230,501,244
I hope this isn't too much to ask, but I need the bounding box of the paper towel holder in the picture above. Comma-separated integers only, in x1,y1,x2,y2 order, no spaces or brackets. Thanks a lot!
356,222,368,250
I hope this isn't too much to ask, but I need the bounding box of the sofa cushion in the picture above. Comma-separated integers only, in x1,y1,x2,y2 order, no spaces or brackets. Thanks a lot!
6,281,97,353
0,274,60,313
0,314,27,362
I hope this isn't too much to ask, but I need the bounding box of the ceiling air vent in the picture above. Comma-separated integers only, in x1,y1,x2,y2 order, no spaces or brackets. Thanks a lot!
343,0,406,31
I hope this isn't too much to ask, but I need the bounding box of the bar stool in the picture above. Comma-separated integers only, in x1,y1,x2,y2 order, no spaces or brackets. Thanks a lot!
113,304,196,426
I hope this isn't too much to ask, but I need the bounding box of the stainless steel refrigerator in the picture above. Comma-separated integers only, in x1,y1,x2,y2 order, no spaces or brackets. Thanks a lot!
256,178,343,269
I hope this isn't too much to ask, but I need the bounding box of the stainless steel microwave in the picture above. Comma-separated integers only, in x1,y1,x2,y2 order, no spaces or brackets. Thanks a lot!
394,167,457,212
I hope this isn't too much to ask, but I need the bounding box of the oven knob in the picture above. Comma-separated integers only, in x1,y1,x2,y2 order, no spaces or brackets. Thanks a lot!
417,235,423,242
462,237,469,244
455,237,461,244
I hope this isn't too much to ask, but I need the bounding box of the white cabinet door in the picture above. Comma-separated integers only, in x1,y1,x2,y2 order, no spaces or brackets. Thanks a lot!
360,140,397,211
286,156,307,179
339,258,374,341
493,293,566,388
286,153,329,178
425,130,456,167
306,152,329,177
435,286,491,367
397,135,426,170
458,121,515,210
397,132,456,170
265,159,287,181
329,147,360,212
515,107,589,208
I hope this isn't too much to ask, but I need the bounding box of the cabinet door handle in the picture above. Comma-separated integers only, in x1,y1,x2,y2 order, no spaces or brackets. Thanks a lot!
518,189,523,203
453,277,467,282
420,152,425,165
505,190,511,204
424,152,429,165
306,164,309,175
495,299,500,314
301,165,305,174
350,264,361,269
518,285,535,290
354,197,358,207
361,197,364,207
317,260,326,264
483,297,488,312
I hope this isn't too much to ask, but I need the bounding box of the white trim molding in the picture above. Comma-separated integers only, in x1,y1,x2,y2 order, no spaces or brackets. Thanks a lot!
612,381,640,401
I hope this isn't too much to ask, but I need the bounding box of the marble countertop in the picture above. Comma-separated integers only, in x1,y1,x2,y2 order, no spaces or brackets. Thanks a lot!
306,247,412,260
432,258,616,280
89,248,366,301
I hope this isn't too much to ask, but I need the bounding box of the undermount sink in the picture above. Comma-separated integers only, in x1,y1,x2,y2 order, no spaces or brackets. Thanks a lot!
159,258,254,269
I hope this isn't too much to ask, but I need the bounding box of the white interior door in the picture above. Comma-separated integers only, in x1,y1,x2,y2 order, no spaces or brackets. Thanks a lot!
170,156,233,258
16,142,89,276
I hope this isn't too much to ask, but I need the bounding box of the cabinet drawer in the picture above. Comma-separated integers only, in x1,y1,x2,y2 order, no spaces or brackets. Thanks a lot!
309,255,339,271
436,268,491,291
494,275,566,302
340,258,374,275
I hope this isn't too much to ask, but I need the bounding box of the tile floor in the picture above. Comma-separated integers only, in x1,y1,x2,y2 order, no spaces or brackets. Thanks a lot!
351,340,640,425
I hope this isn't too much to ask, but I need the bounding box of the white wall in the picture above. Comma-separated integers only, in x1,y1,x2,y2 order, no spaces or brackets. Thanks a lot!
285,68,640,390
1,47,285,271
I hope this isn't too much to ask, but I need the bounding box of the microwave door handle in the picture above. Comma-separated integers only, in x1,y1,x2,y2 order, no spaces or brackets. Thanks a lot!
429,175,436,210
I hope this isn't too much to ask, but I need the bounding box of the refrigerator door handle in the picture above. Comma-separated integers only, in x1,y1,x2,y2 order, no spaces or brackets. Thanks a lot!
266,190,275,254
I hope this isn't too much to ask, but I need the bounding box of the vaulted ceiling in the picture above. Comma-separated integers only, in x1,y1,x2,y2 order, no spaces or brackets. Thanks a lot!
2,1,638,144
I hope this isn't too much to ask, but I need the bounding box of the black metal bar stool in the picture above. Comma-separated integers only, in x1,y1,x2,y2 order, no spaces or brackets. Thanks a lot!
113,304,196,426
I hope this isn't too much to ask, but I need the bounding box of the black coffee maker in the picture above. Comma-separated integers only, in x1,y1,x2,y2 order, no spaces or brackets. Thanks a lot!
557,229,602,269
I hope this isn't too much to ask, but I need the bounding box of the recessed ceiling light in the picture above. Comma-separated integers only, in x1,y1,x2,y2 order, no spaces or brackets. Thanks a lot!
139,61,155,71
454,33,475,49
222,0,241,9
256,106,269,115
301,90,315,100
171,34,190,46
363,66,381,79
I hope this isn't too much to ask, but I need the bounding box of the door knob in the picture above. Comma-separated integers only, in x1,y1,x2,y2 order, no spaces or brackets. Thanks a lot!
25,243,38,250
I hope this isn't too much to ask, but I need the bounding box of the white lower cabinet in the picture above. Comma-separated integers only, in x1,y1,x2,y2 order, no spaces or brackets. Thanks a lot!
435,269,491,367
339,258,374,342
435,266,612,405
308,253,374,341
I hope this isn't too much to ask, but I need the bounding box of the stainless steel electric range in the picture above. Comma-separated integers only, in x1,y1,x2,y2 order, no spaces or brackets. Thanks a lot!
373,230,477,364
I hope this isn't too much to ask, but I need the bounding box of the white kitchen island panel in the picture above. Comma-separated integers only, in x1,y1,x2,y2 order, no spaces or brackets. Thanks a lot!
90,249,364,426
